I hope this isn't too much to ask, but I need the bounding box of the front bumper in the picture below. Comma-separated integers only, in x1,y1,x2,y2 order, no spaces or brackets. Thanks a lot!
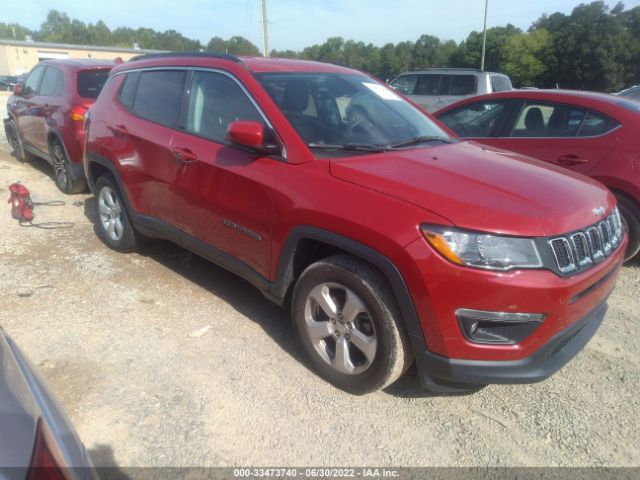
414,299,608,391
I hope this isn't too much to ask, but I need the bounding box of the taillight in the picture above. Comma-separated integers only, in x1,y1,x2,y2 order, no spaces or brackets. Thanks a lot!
70,105,88,122
26,418,70,480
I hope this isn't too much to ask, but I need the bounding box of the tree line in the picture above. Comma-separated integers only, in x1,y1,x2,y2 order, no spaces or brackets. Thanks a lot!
1,2,638,92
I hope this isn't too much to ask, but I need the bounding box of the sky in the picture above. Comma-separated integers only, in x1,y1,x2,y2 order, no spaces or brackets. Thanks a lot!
5,0,640,52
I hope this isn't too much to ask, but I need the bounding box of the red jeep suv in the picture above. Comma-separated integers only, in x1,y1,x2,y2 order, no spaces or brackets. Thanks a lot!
84,53,626,394
4,59,114,193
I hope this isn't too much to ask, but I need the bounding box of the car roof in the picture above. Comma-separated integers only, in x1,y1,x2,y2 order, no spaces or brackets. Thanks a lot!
115,52,362,75
396,69,507,76
38,58,116,70
437,88,639,111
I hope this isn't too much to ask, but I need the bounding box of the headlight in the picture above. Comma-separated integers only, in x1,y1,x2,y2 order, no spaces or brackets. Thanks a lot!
421,225,543,271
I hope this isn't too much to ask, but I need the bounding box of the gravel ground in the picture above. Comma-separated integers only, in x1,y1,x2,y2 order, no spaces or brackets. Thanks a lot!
0,95,639,468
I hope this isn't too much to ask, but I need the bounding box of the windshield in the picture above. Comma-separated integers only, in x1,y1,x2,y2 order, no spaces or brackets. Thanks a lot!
256,72,450,152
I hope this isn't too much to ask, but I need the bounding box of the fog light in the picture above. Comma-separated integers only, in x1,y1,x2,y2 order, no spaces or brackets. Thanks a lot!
456,309,545,345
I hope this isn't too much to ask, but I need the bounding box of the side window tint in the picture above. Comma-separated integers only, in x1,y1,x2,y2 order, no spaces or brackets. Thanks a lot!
414,75,441,95
23,66,46,95
437,75,453,95
118,72,140,108
186,71,264,144
450,75,477,95
577,112,618,137
511,103,589,138
132,70,186,128
491,76,512,92
40,67,64,97
438,101,507,137
389,75,418,95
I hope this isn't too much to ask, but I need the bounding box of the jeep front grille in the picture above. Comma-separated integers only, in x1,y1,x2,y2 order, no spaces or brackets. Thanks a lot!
549,209,623,275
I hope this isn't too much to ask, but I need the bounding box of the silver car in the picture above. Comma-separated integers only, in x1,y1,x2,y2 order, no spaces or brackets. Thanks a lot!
389,68,513,112
0,326,97,480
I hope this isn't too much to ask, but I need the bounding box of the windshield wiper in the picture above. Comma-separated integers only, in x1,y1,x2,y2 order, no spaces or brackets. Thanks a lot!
388,135,455,149
308,142,388,152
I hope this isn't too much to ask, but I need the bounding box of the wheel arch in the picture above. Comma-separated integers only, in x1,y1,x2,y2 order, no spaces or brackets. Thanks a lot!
271,226,425,343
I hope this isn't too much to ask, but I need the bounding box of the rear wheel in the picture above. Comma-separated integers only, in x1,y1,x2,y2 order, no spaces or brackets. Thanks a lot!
292,255,412,394
51,140,86,194
617,195,640,261
94,175,142,252
5,120,28,162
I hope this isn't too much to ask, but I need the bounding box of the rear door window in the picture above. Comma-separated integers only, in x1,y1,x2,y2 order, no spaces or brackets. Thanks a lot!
39,67,64,97
77,70,110,99
414,74,442,95
23,66,46,96
132,70,187,128
510,102,618,138
185,71,265,144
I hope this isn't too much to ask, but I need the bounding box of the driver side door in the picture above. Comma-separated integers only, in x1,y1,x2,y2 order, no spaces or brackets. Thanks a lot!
170,70,284,278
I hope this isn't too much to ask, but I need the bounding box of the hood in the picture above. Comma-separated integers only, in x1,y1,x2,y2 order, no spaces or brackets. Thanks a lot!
329,141,615,237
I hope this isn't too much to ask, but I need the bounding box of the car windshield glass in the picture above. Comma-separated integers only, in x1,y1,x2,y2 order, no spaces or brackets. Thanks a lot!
77,70,109,99
256,72,450,151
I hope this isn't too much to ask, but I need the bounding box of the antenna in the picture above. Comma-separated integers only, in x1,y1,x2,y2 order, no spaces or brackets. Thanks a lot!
262,0,269,57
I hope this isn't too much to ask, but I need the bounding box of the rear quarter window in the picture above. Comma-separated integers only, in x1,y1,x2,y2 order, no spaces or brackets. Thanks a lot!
117,71,140,108
491,76,512,92
77,70,110,99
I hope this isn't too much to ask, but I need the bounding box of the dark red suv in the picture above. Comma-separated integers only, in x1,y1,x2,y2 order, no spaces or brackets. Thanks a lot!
84,53,626,394
4,59,114,193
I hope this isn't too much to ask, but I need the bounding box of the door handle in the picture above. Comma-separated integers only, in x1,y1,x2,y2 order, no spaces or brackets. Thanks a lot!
172,146,197,163
108,124,128,137
557,154,590,166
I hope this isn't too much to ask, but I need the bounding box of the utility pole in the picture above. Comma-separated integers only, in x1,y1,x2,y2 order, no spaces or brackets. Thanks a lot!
480,0,488,71
262,0,269,57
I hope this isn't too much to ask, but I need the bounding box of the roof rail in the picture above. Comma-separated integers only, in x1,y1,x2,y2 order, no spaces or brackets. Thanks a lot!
129,51,243,63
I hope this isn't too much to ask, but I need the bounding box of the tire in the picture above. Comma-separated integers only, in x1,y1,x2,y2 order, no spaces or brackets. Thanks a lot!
5,120,28,163
617,195,640,261
94,175,142,252
51,139,86,194
292,254,413,394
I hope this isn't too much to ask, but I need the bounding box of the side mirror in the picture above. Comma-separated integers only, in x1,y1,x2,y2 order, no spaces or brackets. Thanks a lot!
13,83,23,96
227,120,264,149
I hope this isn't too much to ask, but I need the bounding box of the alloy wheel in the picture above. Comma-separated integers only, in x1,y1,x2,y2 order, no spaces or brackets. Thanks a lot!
98,186,124,242
52,144,69,190
303,282,377,375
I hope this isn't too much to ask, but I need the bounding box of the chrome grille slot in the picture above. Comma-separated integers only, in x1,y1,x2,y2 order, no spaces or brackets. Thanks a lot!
599,221,612,253
587,227,604,261
607,216,617,244
571,232,591,267
550,238,576,273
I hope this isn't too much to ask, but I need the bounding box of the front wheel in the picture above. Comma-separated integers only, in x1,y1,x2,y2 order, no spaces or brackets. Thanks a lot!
292,255,412,394
617,195,640,261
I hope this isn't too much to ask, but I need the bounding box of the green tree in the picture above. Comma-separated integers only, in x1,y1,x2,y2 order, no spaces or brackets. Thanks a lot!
206,36,260,55
0,22,32,40
501,29,552,87
534,1,631,91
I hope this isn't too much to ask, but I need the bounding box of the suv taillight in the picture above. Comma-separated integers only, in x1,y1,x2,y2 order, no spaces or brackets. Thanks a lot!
70,105,88,122
26,418,70,480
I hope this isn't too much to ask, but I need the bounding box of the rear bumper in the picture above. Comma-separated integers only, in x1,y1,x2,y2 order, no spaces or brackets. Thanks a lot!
415,299,607,391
